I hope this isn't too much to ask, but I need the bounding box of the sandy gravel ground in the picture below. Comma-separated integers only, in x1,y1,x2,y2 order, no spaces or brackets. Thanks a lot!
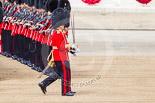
0,12,155,103
72,12,155,29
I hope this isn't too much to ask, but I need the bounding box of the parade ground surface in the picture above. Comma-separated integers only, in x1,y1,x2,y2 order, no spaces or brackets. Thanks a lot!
1,12,155,103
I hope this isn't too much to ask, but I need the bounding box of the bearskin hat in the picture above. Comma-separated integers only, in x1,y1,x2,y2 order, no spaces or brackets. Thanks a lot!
43,0,47,9
48,0,58,13
64,10,70,27
51,7,66,29
15,0,21,5
21,0,24,3
34,0,39,9
39,0,43,9
24,0,29,4
28,0,34,7
7,0,14,3
60,0,71,12
0,4,3,24
45,0,49,12
11,0,15,3
47,0,71,13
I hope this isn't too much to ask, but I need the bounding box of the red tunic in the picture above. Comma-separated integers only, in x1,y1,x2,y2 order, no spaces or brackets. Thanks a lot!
30,30,35,40
1,22,4,29
8,21,13,31
47,33,52,46
0,23,2,34
41,31,48,44
26,27,31,38
15,25,19,34
11,24,16,36
4,23,9,30
51,30,70,61
34,30,39,41
18,25,24,35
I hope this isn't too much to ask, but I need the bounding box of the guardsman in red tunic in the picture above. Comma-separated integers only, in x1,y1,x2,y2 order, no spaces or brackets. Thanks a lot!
29,0,40,70
1,2,12,57
35,0,49,71
11,1,22,60
1,2,9,54
0,1,3,54
39,13,52,71
38,8,78,96
24,7,37,67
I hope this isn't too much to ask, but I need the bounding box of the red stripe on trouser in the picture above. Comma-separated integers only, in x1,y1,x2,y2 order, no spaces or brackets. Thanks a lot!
62,61,67,94
0,29,1,53
68,68,71,91
0,39,2,53
0,40,1,53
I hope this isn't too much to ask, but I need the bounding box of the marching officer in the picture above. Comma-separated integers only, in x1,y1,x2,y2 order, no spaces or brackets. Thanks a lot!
38,7,78,96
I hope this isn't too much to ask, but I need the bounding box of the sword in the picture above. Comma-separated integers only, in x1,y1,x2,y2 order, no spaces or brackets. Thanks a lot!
71,15,79,56
37,65,50,78
71,15,75,44
73,15,75,44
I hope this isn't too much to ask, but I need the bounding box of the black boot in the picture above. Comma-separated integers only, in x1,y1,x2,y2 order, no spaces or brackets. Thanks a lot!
26,61,33,67
62,92,74,96
38,82,47,94
68,91,76,94
12,55,18,60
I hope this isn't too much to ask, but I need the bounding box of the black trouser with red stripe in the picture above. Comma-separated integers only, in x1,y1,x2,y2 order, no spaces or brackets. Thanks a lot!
41,61,71,95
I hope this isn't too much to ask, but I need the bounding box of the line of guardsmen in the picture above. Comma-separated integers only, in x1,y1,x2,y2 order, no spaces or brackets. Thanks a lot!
0,0,71,73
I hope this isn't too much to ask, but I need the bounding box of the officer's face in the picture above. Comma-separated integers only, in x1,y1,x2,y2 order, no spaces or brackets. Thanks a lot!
64,27,69,32
59,25,65,30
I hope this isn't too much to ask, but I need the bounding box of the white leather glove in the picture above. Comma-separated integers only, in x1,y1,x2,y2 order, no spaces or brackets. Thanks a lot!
72,44,77,49
70,50,78,56
72,44,80,53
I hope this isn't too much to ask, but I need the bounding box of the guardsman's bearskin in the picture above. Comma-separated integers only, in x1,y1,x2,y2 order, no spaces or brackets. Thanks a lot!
8,0,14,3
16,0,24,4
51,7,66,29
39,0,44,9
28,0,34,7
47,0,71,13
64,10,70,27
34,0,39,9
15,0,21,5
0,1,3,24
